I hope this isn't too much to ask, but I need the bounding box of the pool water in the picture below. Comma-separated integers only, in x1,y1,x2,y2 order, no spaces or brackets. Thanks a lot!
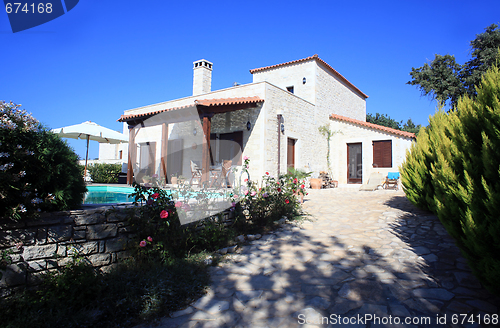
83,186,231,204
83,186,135,204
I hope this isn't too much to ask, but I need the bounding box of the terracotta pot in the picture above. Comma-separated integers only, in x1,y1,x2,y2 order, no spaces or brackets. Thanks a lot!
310,178,322,189
171,177,178,185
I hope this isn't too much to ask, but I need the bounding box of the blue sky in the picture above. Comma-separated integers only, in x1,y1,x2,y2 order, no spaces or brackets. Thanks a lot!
1,0,499,160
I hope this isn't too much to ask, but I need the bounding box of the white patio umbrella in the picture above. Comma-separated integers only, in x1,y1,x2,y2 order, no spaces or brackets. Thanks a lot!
51,121,128,176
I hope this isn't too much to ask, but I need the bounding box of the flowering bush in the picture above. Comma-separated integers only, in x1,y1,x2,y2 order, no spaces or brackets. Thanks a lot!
230,157,304,229
129,156,305,262
128,183,233,263
0,101,87,219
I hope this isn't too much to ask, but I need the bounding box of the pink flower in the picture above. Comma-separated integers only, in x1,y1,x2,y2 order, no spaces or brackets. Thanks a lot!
244,190,249,195
175,201,182,208
251,191,256,196
147,236,153,242
234,195,239,198
243,156,249,160
160,210,168,218
152,193,159,199
139,240,147,247
244,178,248,182
285,199,289,204
293,178,298,184
231,202,236,207
301,184,305,189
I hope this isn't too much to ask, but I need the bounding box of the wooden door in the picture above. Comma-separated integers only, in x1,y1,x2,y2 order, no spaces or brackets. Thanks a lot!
139,142,156,176
287,138,296,170
347,143,362,183
167,139,183,182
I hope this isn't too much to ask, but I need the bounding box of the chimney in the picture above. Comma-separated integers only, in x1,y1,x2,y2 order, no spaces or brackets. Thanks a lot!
193,59,213,96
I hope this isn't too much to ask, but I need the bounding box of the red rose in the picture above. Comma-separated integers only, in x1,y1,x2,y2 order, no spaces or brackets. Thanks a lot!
160,210,168,218
285,199,289,204
152,193,159,199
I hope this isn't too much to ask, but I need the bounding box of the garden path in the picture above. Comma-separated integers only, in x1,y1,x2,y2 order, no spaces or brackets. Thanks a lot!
137,188,500,328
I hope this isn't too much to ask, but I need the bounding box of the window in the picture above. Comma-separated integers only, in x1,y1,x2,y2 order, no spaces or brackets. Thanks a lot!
210,131,243,165
286,86,294,94
373,140,392,168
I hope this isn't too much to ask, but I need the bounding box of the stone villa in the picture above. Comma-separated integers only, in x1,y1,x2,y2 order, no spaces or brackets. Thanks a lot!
101,55,415,185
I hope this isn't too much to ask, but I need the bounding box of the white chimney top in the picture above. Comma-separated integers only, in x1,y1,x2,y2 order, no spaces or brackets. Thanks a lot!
193,59,213,96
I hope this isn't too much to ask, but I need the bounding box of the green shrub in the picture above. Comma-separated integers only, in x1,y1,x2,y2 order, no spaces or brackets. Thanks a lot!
400,109,451,212
86,163,122,183
401,65,500,294
0,101,87,219
0,254,209,328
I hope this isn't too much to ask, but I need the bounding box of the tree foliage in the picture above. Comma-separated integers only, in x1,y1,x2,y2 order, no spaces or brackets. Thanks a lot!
408,24,500,108
401,66,500,294
0,101,87,219
366,113,422,135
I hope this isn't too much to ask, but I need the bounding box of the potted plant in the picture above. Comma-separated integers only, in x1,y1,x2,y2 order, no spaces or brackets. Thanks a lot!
309,178,322,189
170,174,178,185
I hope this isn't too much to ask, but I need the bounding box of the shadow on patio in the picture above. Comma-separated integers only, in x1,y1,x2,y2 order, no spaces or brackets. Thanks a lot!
147,190,500,328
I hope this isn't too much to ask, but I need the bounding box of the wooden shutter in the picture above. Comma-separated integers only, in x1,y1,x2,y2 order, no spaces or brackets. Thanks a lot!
373,140,392,168
287,138,296,169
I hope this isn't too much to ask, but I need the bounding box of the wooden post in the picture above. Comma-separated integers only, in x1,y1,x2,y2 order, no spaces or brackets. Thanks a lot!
127,125,136,185
201,115,211,184
161,123,169,183
277,114,281,177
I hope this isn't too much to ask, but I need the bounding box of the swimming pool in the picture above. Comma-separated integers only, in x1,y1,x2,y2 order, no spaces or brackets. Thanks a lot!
83,186,135,204
83,186,232,204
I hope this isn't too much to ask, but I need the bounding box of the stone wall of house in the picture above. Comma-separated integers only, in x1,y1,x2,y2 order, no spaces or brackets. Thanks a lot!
251,60,317,104
0,206,136,297
315,61,367,122
329,119,414,184
260,84,323,178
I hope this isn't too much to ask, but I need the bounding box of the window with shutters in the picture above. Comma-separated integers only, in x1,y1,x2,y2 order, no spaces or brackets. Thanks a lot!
372,140,392,168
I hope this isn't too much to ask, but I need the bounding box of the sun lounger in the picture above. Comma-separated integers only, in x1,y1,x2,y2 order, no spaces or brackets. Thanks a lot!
359,172,384,191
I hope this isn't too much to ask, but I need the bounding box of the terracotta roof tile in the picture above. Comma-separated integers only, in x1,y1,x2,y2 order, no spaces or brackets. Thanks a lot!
118,104,194,122
118,97,263,122
195,96,264,106
250,54,368,99
329,114,416,139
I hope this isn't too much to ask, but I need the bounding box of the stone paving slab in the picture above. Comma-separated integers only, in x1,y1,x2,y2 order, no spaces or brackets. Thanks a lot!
135,189,500,328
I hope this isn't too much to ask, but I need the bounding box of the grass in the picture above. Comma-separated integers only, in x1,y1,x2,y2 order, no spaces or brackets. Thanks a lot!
0,255,211,328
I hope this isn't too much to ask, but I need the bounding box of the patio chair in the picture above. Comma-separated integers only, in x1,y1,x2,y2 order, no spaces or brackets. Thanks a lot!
220,160,232,188
84,172,93,184
190,160,202,186
383,172,400,190
209,162,222,188
359,172,384,191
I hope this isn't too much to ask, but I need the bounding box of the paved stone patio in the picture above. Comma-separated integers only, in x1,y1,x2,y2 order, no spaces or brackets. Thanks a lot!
138,188,500,327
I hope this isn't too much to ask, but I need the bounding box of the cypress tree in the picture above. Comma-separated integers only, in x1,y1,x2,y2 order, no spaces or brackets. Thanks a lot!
433,66,500,294
400,109,451,212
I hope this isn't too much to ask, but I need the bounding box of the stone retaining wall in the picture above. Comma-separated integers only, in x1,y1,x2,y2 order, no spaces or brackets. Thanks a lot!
0,205,136,297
